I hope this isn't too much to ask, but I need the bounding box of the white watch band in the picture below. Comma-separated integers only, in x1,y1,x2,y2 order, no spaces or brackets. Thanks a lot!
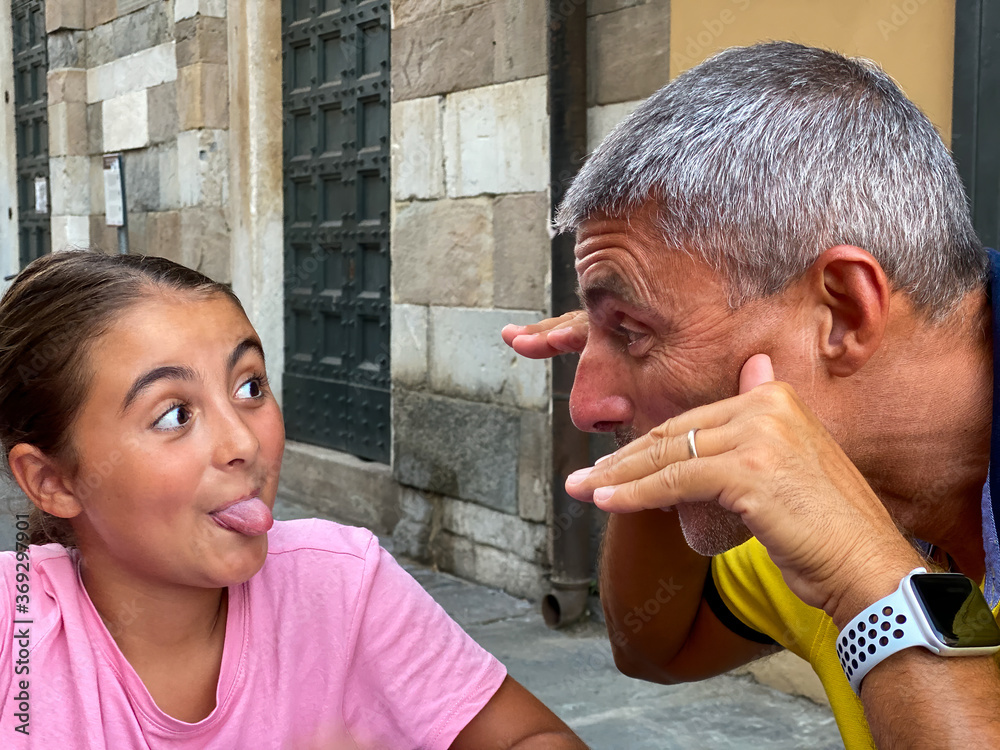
836,567,929,693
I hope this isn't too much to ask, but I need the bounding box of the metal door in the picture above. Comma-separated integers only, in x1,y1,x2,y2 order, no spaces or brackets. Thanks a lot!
281,0,391,462
11,0,49,266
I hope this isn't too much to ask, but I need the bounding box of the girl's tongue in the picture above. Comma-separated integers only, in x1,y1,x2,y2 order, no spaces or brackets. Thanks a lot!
209,497,273,536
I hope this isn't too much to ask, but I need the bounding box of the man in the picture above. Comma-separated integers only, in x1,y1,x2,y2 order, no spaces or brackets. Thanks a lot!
503,42,1000,748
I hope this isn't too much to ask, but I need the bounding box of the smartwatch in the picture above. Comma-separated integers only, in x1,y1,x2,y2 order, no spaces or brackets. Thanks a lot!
836,567,1000,694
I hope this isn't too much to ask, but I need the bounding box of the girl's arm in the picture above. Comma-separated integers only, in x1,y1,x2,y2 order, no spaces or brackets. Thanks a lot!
450,675,586,749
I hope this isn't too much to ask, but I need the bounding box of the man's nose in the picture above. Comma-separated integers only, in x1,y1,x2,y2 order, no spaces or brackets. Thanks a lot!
569,343,633,433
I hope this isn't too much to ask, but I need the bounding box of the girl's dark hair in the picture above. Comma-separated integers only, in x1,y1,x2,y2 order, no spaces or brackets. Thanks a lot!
0,250,243,546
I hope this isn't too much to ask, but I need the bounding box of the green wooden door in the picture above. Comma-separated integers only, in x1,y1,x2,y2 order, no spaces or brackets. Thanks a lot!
281,0,391,462
11,0,49,267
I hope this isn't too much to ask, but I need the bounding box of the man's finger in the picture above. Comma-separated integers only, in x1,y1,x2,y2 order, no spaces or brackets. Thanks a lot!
740,353,775,394
591,454,741,513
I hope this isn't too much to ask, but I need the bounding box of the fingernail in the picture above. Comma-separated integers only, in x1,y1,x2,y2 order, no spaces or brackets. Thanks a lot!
593,486,617,503
595,452,616,465
566,467,594,484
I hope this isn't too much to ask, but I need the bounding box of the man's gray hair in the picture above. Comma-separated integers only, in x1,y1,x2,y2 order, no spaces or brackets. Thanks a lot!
556,41,987,315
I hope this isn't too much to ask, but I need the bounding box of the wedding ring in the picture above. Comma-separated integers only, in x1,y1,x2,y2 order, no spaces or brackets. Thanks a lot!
686,428,699,460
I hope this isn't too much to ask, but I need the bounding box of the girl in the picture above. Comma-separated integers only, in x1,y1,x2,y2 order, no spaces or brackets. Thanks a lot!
0,251,584,749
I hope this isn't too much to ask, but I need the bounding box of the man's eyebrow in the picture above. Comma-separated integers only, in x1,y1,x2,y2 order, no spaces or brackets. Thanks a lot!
576,273,652,315
120,338,266,415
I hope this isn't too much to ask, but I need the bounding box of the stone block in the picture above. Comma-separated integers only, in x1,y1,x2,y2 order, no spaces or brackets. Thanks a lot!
432,530,546,599
119,0,160,16
493,191,549,310
113,1,173,60
518,409,550,522
46,0,85,32
88,214,119,253
49,156,91,215
393,388,520,513
50,215,91,251
588,2,670,106
86,0,117,29
126,210,149,254
86,22,115,67
47,69,87,104
392,6,494,101
391,198,493,306
123,146,162,212
147,82,178,145
102,90,149,151
177,129,228,207
174,0,227,21
428,306,548,409
145,210,182,263
279,440,403,535
391,487,439,561
392,0,442,26
87,42,177,103
494,0,546,84
177,63,229,130
178,205,231,282
440,497,546,563
391,303,429,387
89,153,105,215
47,30,85,69
176,15,228,66
444,76,549,197
48,101,88,157
391,96,445,201
159,142,180,210
735,651,830,707
587,100,643,151
588,0,648,15
87,102,103,155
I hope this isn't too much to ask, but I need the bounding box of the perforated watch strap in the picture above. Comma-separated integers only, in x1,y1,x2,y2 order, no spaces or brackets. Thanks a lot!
836,567,928,693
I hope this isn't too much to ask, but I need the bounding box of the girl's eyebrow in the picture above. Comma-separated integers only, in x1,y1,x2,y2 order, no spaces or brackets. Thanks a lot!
227,337,266,373
120,365,196,415
119,338,265,415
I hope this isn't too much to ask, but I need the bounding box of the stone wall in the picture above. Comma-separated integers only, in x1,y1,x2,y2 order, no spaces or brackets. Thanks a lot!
586,0,670,148
44,0,230,282
389,0,552,599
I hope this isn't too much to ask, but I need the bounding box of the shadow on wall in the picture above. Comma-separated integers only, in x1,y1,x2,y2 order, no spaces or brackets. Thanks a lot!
0,476,28,552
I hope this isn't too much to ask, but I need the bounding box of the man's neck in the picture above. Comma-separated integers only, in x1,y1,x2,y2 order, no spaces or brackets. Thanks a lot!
840,291,993,580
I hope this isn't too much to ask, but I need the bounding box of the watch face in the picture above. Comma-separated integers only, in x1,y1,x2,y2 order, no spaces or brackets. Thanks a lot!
910,574,1000,648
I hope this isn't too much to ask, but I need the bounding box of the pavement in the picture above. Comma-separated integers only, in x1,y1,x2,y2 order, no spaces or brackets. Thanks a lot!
272,496,845,750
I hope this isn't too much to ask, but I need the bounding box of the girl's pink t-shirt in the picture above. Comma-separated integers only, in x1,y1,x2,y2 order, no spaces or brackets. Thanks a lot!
0,519,507,748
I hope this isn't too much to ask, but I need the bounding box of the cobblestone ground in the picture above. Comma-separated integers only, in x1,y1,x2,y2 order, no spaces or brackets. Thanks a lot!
404,564,844,750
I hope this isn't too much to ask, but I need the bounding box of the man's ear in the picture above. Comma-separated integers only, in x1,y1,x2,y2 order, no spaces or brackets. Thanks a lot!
7,443,84,520
806,245,890,377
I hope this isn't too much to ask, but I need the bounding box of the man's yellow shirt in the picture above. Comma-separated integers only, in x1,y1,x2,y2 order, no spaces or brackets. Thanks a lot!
712,538,1000,749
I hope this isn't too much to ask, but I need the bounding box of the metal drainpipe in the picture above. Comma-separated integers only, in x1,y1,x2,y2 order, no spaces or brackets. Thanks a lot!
542,0,591,629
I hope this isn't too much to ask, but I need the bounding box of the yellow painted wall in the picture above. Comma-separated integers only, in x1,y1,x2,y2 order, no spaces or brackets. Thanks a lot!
670,0,956,144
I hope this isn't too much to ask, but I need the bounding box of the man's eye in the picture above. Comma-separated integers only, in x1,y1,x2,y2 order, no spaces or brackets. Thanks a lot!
153,404,192,431
235,377,264,400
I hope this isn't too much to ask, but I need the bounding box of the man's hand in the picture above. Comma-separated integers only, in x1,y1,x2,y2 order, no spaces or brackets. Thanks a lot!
501,311,588,359
565,354,922,628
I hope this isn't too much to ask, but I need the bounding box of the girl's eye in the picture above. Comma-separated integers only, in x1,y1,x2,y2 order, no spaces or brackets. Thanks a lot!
153,403,192,431
235,376,265,400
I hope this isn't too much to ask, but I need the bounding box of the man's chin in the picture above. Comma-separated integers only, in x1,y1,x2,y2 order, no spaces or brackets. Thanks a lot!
676,502,752,556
